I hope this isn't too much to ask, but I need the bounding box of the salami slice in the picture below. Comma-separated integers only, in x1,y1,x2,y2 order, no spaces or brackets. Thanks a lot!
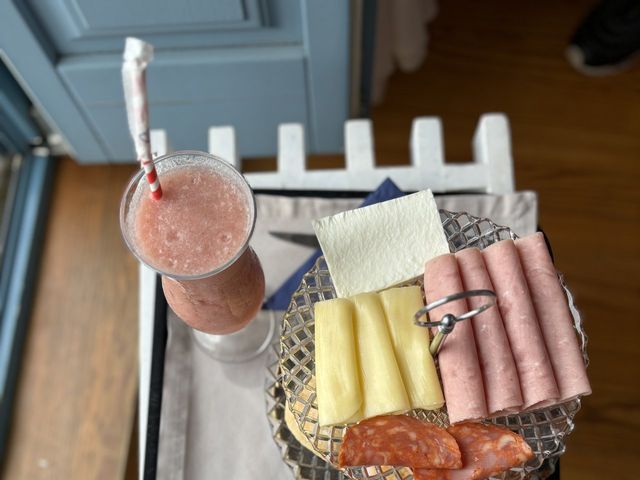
515,233,591,402
424,254,488,424
482,240,559,409
413,422,535,480
455,248,523,416
337,415,462,469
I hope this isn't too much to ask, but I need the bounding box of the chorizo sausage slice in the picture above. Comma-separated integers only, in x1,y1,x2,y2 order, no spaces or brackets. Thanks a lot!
337,415,462,469
414,422,535,480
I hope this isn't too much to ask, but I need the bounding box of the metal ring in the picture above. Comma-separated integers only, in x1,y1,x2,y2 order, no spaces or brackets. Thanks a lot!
456,301,496,321
414,289,497,328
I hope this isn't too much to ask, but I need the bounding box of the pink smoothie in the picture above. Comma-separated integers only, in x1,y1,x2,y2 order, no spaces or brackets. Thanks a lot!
134,165,250,276
131,163,265,334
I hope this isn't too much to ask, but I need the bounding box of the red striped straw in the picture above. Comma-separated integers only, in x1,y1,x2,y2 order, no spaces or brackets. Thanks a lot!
122,37,162,200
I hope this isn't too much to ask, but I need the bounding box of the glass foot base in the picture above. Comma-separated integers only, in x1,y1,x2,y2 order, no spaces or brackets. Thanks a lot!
191,310,276,362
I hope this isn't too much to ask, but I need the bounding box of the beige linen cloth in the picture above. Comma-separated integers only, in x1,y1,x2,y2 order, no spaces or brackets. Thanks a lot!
152,191,538,480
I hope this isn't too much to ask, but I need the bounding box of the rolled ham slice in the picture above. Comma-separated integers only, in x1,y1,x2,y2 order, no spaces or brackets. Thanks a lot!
515,233,591,401
424,254,488,424
482,240,559,409
413,422,535,480
455,248,523,415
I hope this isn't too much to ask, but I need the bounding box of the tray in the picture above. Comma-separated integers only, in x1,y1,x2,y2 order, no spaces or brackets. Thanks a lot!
279,210,587,480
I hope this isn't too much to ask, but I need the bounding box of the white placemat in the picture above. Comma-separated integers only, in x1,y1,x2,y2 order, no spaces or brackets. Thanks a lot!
151,191,538,480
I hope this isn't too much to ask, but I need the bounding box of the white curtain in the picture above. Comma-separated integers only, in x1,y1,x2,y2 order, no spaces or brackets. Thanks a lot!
372,0,439,104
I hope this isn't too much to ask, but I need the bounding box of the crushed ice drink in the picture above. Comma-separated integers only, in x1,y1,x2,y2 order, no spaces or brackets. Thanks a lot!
122,153,264,334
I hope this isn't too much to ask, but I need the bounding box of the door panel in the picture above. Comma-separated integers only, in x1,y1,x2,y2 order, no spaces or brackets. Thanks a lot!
0,0,350,162
302,1,350,154
0,0,108,160
91,93,308,160
59,47,308,158
58,46,304,104
21,0,300,54
43,0,252,30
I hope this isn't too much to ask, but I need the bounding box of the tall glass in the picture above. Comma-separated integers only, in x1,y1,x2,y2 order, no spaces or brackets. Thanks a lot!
120,151,274,362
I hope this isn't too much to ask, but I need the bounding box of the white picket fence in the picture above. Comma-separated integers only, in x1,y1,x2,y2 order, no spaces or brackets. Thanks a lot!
151,113,515,194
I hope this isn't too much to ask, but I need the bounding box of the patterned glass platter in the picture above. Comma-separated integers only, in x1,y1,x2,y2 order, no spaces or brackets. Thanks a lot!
266,346,560,480
278,210,588,480
266,341,347,480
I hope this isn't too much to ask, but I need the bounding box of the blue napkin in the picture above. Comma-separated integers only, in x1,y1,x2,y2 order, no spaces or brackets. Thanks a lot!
264,178,405,310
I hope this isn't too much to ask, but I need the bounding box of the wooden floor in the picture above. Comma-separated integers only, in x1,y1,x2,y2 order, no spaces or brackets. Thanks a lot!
1,161,140,479
3,0,639,478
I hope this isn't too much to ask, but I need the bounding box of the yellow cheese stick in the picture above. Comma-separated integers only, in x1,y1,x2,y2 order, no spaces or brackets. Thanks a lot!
379,286,445,410
352,293,410,418
314,298,363,426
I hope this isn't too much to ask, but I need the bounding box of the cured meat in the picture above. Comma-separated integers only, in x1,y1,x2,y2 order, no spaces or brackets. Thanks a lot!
482,240,559,409
414,422,535,480
424,254,488,424
515,233,591,402
455,248,523,415
338,415,462,469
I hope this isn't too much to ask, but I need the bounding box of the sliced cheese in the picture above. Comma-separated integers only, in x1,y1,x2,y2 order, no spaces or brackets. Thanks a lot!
312,190,449,297
352,292,410,418
379,286,445,410
314,298,363,426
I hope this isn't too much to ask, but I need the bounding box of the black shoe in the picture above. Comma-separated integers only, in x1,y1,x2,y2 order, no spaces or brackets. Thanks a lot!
566,0,640,75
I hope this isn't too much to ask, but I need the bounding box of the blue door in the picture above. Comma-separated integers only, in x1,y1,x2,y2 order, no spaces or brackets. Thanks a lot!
0,0,351,163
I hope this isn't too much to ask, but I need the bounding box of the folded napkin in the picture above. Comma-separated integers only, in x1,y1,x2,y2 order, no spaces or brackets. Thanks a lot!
263,184,539,310
263,178,404,310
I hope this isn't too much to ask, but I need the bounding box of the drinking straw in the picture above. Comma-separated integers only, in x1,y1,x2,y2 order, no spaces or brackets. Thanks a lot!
122,37,162,200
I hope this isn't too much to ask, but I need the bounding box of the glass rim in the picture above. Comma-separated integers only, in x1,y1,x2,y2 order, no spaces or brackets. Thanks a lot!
119,150,257,281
